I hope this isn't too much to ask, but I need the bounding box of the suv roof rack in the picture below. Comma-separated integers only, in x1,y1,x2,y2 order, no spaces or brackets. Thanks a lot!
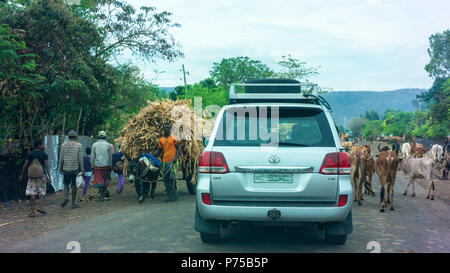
228,79,331,110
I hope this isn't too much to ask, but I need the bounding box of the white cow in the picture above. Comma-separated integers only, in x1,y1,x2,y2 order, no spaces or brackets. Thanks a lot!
399,156,435,200
401,143,411,157
426,144,443,163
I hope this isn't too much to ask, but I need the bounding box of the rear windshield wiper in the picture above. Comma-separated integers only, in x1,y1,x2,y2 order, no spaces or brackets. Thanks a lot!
276,142,310,147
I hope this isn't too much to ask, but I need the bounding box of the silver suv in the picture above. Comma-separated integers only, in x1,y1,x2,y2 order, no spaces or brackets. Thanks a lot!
195,79,353,245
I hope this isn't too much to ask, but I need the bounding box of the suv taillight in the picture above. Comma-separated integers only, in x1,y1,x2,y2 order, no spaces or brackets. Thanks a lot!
319,152,351,175
199,151,230,173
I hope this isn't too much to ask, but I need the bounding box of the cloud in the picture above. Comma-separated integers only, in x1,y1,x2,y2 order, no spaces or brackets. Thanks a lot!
126,0,449,90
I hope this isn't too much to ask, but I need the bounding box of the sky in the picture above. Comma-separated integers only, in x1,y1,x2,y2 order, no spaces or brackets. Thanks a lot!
123,0,450,91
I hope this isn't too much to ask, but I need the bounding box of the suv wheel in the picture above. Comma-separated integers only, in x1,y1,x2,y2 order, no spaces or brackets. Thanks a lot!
325,234,347,245
200,232,220,243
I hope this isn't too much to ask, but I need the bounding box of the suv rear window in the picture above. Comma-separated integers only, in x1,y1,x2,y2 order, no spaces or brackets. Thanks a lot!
213,106,334,147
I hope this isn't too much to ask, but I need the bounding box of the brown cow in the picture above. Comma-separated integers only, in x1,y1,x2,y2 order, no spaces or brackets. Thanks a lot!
411,142,429,158
413,147,428,158
361,145,376,196
342,141,354,151
365,157,376,196
350,146,374,205
375,149,399,212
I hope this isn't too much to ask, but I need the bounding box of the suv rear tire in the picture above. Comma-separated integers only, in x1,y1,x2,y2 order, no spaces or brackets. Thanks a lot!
200,232,220,243
325,234,347,245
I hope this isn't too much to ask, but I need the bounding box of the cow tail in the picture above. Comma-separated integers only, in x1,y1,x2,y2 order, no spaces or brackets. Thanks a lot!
386,155,392,182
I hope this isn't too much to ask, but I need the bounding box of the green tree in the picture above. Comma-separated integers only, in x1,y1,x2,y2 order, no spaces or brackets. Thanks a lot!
274,54,319,81
348,117,368,136
71,0,184,62
0,23,45,143
104,64,161,136
210,56,273,87
362,120,383,138
364,110,380,121
417,29,450,138
199,78,216,89
382,110,414,137
411,99,419,111
180,84,229,109
0,0,183,146
424,29,449,78
168,85,185,101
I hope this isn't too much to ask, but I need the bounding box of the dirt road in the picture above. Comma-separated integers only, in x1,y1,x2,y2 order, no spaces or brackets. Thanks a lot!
1,167,449,253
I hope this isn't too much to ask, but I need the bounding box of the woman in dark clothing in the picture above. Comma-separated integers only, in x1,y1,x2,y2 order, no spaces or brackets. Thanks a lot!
19,139,51,217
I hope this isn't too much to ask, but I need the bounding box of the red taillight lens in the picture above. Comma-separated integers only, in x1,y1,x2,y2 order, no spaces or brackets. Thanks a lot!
320,153,338,174
320,152,350,175
199,151,229,173
338,195,348,207
338,152,351,174
201,193,212,205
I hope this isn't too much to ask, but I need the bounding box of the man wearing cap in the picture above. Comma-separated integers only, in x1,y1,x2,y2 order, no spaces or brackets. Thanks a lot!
58,130,84,209
91,131,113,201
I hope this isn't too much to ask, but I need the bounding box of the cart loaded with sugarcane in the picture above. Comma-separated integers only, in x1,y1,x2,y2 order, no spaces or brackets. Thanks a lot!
115,99,213,203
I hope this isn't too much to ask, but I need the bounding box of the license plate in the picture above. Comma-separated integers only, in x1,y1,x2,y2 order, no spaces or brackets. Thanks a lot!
254,173,293,183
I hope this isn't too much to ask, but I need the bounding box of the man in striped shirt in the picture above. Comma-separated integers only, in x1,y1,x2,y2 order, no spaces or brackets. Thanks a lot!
58,130,84,209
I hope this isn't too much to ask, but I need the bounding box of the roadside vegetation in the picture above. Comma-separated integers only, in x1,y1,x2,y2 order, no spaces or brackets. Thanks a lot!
347,30,449,140
0,0,448,152
0,0,182,148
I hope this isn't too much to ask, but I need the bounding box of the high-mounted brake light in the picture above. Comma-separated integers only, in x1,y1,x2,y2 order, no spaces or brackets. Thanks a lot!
319,152,351,175
199,151,230,173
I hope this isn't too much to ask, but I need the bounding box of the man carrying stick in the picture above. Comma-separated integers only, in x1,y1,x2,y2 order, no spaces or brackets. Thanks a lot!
155,123,180,202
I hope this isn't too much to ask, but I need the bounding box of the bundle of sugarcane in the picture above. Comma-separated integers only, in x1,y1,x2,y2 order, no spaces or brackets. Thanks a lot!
115,98,214,181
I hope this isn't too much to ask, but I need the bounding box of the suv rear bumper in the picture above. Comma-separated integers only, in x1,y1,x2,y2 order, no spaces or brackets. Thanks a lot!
197,198,352,223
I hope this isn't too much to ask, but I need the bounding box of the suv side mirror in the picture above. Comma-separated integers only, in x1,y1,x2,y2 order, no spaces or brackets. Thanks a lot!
203,137,210,147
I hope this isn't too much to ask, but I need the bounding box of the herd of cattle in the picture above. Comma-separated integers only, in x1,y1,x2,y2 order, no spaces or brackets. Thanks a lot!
342,141,449,212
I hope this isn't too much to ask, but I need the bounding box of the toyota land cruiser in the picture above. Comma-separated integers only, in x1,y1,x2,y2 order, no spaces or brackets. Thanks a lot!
195,79,353,245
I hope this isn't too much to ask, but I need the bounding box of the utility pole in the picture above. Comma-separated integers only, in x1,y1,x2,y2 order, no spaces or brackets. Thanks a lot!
181,64,189,93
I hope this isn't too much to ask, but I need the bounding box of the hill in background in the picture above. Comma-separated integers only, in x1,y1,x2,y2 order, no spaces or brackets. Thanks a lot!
158,87,175,95
157,87,426,128
321,88,426,127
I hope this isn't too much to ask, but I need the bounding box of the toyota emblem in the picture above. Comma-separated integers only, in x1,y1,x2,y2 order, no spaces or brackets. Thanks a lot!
268,154,280,164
